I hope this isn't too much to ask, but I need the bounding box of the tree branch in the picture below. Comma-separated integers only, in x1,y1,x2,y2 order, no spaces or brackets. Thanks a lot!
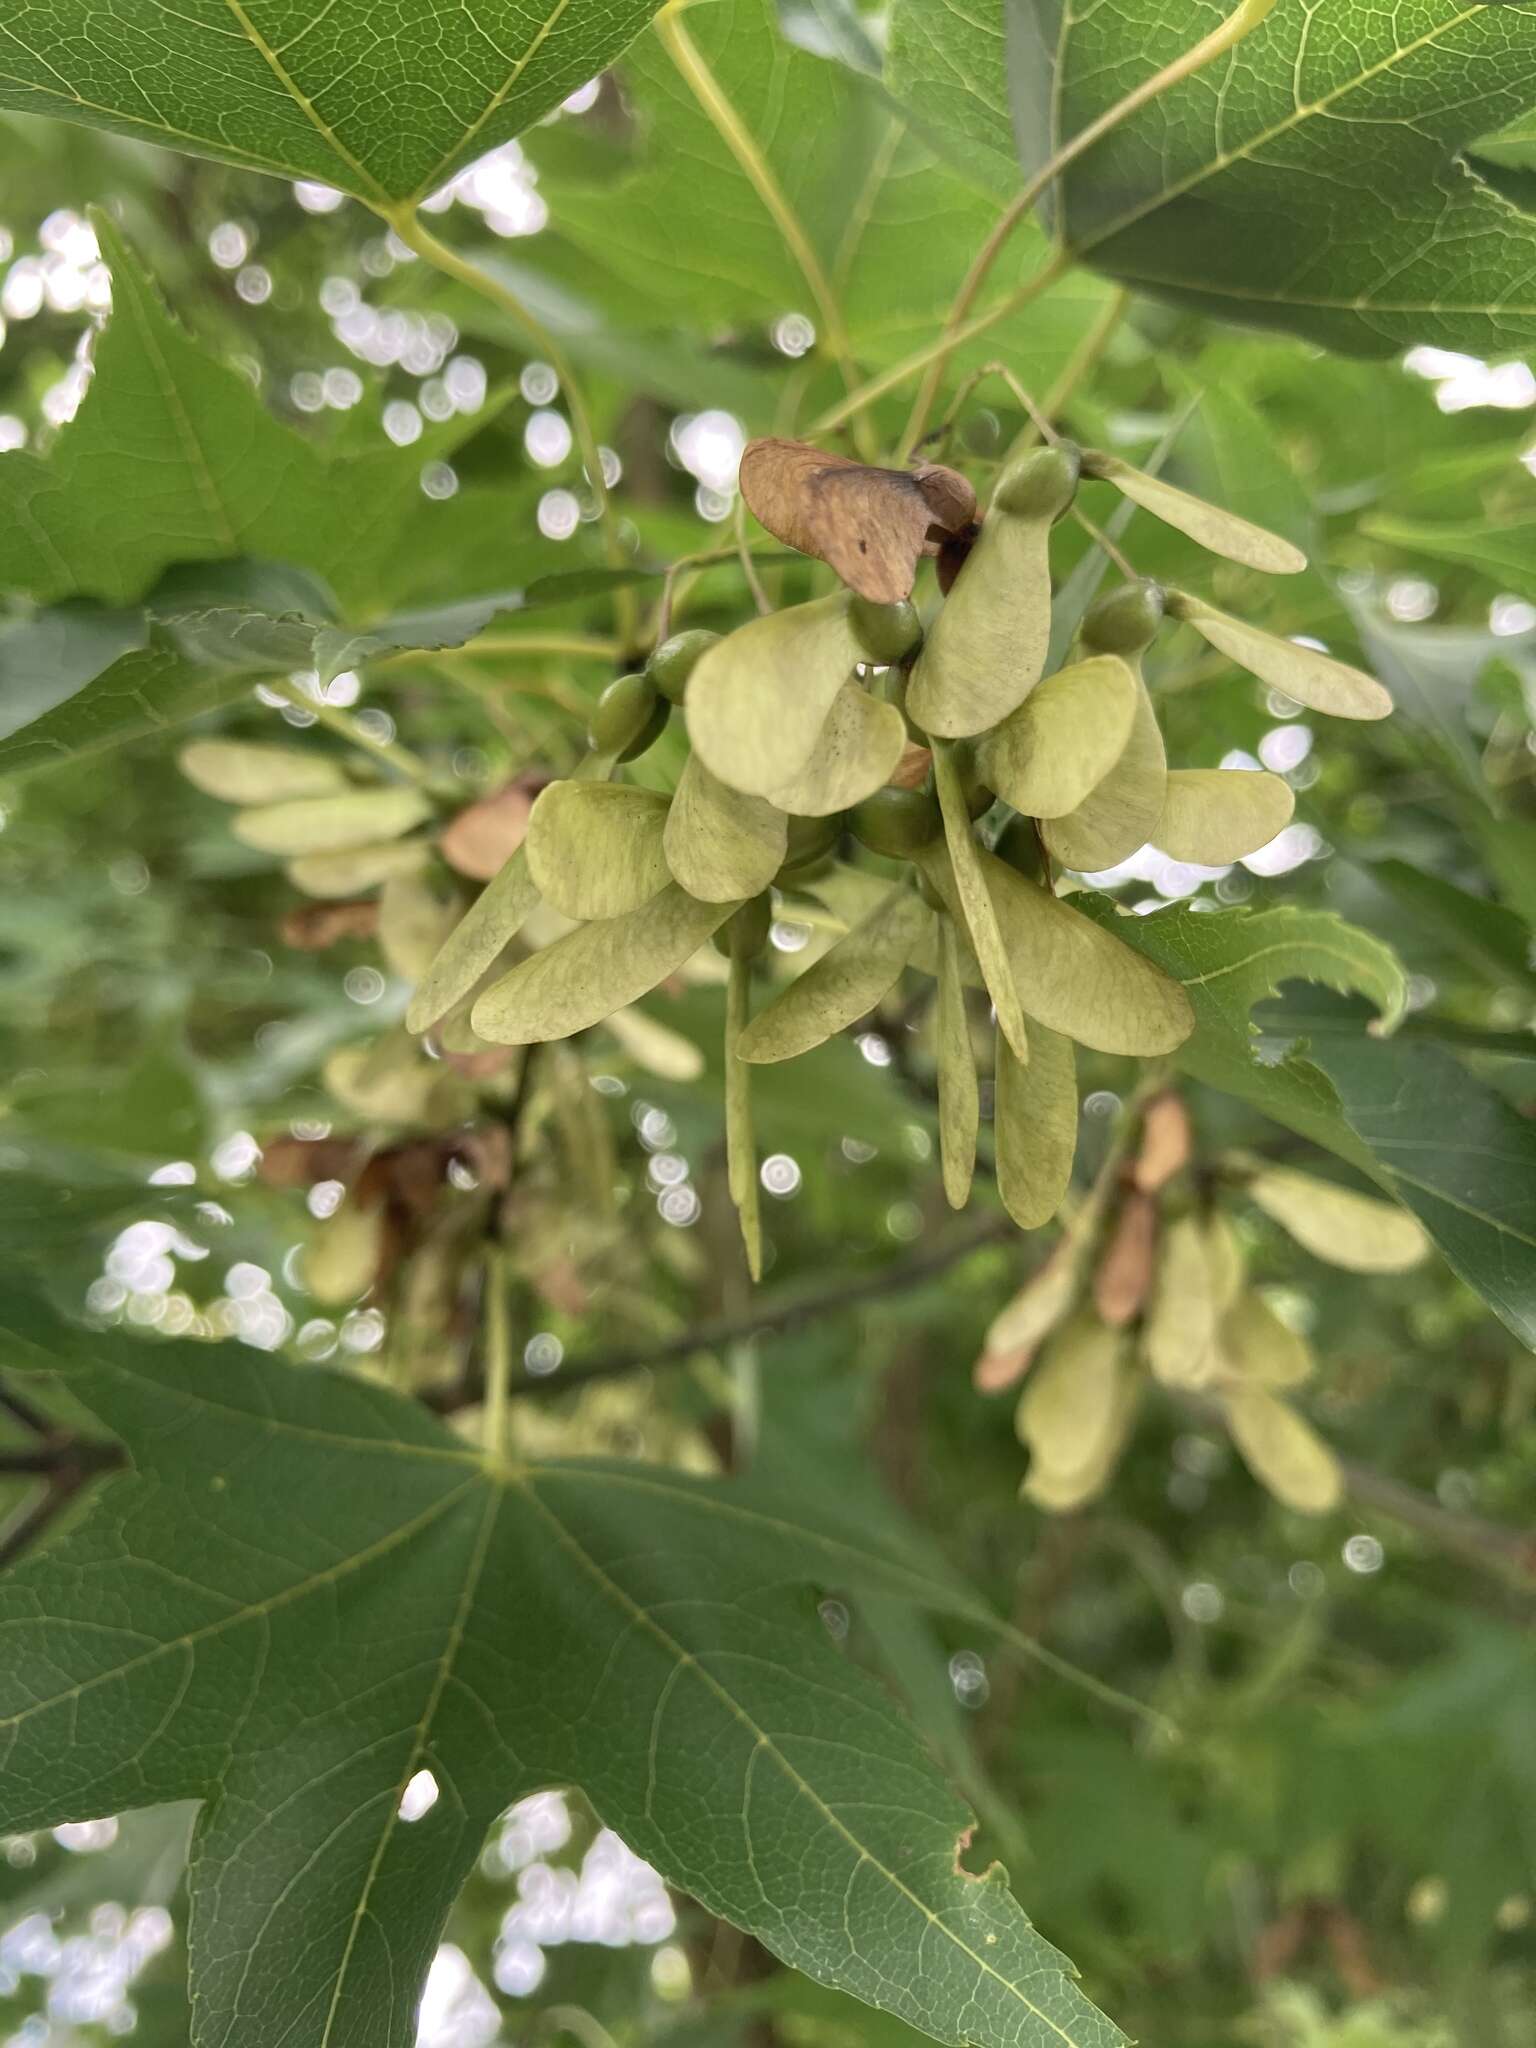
427,1210,1016,1410
1340,1458,1536,1591
0,1436,124,1569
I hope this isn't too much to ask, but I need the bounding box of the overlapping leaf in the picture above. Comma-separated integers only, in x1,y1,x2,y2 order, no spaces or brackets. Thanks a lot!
533,0,1110,386
888,0,1536,354
0,0,665,202
0,1299,1126,2048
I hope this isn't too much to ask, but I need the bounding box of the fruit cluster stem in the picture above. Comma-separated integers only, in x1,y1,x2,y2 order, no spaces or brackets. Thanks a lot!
381,205,640,651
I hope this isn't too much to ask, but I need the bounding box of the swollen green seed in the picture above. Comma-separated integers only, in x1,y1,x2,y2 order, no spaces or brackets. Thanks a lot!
993,443,1081,520
712,893,772,960
588,672,660,757
781,813,841,869
993,814,1045,880
849,786,942,858
849,596,923,665
1081,579,1165,657
625,695,672,761
778,852,835,884
646,629,721,704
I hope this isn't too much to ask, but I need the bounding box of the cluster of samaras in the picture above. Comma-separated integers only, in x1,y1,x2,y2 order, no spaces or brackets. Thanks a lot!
183,434,1394,1281
431,437,1389,1272
973,1094,1426,1516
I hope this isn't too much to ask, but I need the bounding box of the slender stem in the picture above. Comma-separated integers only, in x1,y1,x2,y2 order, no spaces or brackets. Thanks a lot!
1340,1459,1536,1590
992,284,1134,477
1041,285,1132,422
435,652,596,723
1071,505,1137,580
426,1213,1015,1410
986,1613,1178,1739
898,0,1278,454
382,207,640,650
379,632,620,668
0,1381,54,1438
653,3,878,460
0,1437,123,1569
481,1249,513,1460
734,494,773,616
807,250,1071,440
937,361,1132,570
266,675,451,794
651,542,775,642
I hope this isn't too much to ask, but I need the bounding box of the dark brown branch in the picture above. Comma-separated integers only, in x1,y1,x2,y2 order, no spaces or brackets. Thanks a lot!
0,1436,123,1570
426,1210,1017,1410
0,1380,56,1439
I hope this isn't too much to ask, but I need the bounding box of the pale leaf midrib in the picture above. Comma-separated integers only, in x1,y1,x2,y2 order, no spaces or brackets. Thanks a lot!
312,1484,503,2048
1063,4,1500,267
518,1473,1096,2048
219,0,388,200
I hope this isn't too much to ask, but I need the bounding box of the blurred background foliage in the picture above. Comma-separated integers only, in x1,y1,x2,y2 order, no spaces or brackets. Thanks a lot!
2,4,1536,2045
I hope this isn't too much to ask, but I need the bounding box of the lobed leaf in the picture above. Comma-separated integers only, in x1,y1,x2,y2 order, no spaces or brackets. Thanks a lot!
0,1308,1129,2048
891,0,1536,356
0,0,666,203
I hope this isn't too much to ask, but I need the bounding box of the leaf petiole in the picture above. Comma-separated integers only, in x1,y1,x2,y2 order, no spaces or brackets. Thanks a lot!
380,205,641,651
898,0,1280,454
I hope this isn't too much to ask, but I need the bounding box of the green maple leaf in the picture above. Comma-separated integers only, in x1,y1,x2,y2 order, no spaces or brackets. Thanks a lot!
0,1295,1126,2048
0,216,431,612
532,0,1113,389
0,0,664,205
889,0,1536,355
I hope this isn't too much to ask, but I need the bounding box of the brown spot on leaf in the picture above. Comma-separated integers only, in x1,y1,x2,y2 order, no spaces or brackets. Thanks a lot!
739,437,977,604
